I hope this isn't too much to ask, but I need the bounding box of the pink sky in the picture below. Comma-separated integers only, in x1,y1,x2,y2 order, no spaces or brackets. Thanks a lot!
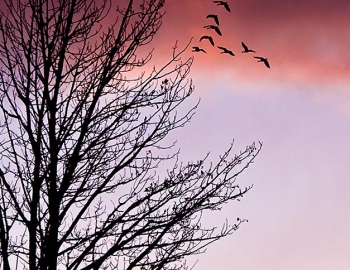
152,0,350,88
152,1,350,269
2,1,349,269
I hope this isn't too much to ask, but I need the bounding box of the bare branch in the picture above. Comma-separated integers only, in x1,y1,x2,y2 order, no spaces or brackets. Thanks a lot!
0,0,261,269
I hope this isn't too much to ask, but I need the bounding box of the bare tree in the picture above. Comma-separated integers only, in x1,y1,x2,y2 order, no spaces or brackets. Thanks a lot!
0,0,262,269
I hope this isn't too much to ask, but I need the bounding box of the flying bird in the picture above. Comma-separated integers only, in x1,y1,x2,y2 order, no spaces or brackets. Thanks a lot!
241,42,256,53
254,56,270,68
204,25,222,36
192,46,207,53
217,46,235,56
213,1,231,12
200,35,215,46
206,14,219,26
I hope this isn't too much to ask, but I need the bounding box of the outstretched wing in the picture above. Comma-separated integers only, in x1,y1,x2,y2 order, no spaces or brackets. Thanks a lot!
223,2,231,12
263,59,270,68
200,36,214,46
214,26,222,36
228,50,235,56
207,14,220,25
213,15,219,25
241,42,248,51
192,47,207,53
208,36,214,46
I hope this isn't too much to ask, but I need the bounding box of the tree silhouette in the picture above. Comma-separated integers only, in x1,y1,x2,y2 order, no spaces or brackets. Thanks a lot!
0,0,261,269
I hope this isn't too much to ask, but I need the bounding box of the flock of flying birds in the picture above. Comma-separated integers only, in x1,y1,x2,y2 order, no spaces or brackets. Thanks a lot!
192,0,270,69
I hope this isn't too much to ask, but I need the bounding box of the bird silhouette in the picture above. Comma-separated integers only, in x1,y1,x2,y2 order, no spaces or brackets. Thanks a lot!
213,1,231,12
217,46,235,56
241,42,256,53
204,25,222,36
206,14,219,26
192,46,207,53
200,35,215,46
254,56,270,68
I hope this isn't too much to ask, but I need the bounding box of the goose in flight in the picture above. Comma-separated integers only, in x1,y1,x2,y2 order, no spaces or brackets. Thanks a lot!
241,42,256,53
200,35,215,46
206,14,219,26
217,46,235,56
192,46,207,53
213,1,231,12
254,56,270,68
204,25,222,36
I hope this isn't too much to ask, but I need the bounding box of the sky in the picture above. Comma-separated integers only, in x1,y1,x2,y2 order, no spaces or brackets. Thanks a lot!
1,0,349,269
148,0,350,269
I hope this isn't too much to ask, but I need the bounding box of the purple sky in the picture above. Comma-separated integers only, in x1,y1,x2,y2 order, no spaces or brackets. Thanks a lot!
2,0,349,269
151,0,350,269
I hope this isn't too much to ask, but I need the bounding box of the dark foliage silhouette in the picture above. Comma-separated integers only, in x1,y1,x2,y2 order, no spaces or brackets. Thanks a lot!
0,0,261,269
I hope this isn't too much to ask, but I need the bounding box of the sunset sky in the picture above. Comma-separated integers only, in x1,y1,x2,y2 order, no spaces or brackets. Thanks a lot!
1,0,349,269
150,0,350,269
